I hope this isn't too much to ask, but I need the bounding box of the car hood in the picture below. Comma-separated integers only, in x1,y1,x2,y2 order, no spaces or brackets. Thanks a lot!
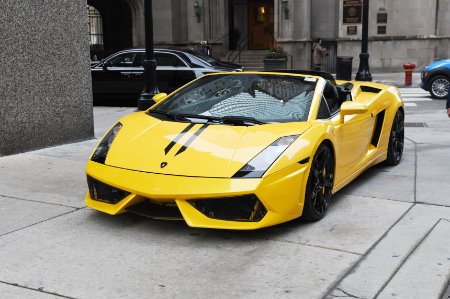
104,113,310,178
422,59,450,72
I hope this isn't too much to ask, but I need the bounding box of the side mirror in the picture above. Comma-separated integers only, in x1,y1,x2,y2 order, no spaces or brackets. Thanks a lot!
339,101,368,123
102,61,111,71
152,93,168,103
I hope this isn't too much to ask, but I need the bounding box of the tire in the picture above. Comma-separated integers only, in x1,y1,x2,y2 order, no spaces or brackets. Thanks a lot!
385,110,404,166
302,144,334,222
429,75,450,99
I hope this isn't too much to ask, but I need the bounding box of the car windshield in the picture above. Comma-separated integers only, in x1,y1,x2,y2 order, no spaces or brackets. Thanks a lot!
151,74,317,123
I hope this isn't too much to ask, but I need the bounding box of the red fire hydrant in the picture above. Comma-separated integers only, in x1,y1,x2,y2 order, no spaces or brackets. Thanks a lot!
403,63,416,86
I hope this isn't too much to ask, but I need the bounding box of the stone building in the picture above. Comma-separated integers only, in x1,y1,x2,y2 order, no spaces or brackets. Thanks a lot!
88,0,450,72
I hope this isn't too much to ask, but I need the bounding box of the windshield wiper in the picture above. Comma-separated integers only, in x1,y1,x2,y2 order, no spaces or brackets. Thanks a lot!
219,116,266,125
176,113,221,122
177,114,266,125
148,110,189,121
149,111,265,125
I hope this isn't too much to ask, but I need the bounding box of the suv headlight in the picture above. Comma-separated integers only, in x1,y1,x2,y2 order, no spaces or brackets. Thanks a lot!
233,135,298,178
91,122,123,164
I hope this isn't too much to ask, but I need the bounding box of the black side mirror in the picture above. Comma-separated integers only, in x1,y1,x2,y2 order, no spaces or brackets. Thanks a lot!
102,61,111,71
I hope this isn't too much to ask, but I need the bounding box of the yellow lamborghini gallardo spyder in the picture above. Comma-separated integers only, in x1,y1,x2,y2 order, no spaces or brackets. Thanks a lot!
85,71,404,230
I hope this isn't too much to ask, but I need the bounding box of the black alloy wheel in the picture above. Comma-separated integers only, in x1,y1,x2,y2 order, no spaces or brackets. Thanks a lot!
302,144,334,222
385,110,404,166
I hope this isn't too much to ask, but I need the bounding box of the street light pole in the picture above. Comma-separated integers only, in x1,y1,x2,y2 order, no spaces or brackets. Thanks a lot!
137,0,159,111
355,0,372,81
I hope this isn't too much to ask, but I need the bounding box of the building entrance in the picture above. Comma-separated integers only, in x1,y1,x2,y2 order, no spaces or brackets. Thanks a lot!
229,0,274,51
87,0,132,60
248,1,274,49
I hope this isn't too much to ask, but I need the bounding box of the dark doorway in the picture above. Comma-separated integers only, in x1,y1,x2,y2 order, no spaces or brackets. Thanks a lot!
228,0,274,51
87,0,132,60
248,1,274,49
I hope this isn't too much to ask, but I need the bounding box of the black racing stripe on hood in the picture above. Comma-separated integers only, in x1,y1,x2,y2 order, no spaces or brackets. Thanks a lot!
175,124,209,156
164,123,196,155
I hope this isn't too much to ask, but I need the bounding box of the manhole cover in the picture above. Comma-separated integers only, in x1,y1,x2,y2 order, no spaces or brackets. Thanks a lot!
404,122,427,127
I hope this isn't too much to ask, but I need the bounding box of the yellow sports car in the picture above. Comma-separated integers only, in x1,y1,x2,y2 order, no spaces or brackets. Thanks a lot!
85,71,404,230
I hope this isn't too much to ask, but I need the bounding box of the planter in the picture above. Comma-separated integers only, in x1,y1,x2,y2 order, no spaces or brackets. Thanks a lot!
263,58,288,71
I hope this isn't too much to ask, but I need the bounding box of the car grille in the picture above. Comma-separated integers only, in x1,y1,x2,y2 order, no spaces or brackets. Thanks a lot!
87,176,129,204
189,195,267,222
126,199,182,220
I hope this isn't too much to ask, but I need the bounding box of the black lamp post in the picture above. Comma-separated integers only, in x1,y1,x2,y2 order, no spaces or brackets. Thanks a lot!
137,0,159,111
355,0,372,81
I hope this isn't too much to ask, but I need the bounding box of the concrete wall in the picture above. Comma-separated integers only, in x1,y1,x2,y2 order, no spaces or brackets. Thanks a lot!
0,0,94,156
338,38,446,71
311,0,339,40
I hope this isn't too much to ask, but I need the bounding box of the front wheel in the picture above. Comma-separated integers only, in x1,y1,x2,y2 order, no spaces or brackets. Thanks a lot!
302,144,334,222
429,75,449,99
385,110,404,166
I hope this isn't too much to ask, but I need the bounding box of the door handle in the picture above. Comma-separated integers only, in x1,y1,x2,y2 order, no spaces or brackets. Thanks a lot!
133,72,144,75
120,72,132,76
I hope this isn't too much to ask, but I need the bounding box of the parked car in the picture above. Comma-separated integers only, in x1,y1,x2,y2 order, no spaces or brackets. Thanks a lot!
420,59,450,98
91,48,243,103
85,71,404,229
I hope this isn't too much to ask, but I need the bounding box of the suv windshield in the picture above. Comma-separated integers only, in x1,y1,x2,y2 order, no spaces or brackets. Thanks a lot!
150,74,317,123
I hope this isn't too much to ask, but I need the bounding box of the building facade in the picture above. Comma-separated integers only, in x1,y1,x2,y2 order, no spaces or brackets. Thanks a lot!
88,0,450,72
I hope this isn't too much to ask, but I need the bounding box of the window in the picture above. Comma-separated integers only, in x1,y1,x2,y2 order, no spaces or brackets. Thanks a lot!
155,53,186,67
317,96,331,119
87,6,103,47
109,53,138,67
133,53,187,68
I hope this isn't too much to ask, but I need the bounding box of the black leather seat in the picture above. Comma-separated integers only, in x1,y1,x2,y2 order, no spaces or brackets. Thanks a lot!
323,80,339,114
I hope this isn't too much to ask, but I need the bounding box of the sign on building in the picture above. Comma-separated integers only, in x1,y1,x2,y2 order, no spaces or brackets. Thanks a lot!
343,0,362,24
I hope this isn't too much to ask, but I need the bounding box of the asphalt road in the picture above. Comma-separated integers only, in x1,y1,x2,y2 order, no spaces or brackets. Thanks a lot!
0,79,449,299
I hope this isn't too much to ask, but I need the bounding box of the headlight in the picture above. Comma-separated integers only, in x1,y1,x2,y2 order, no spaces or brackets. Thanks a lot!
91,122,123,164
233,135,298,178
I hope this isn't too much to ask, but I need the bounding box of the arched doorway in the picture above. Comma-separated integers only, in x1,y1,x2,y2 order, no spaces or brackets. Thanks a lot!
87,0,133,60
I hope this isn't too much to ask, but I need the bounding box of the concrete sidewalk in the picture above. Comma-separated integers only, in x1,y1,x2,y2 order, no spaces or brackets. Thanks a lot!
1,77,449,299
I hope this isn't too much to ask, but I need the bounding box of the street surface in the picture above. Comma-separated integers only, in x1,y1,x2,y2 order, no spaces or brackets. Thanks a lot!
0,73,449,298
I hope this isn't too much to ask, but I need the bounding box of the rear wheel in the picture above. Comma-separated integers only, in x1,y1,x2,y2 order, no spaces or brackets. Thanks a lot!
302,144,334,222
429,75,449,99
385,110,404,166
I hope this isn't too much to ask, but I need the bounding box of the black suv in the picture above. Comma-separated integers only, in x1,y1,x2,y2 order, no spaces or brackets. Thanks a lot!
91,48,243,103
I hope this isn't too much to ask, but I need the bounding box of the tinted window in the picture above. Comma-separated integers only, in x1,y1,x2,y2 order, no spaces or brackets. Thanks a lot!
109,53,137,67
153,74,317,123
317,96,331,119
131,52,187,67
155,53,186,67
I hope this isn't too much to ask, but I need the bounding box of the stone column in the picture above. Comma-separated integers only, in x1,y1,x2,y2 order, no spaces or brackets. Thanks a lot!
0,0,94,156
276,0,311,69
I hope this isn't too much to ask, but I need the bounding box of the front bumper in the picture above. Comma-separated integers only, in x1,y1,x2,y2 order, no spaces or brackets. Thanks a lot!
85,161,309,230
420,72,429,91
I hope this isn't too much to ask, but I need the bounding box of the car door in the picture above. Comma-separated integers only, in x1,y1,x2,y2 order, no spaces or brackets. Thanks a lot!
331,110,374,183
316,84,375,185
91,52,138,96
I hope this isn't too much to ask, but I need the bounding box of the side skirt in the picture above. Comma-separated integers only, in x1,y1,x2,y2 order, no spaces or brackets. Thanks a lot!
332,150,388,194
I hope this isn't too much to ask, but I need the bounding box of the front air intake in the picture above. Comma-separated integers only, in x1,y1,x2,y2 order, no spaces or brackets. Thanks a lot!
189,195,267,222
87,176,129,204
